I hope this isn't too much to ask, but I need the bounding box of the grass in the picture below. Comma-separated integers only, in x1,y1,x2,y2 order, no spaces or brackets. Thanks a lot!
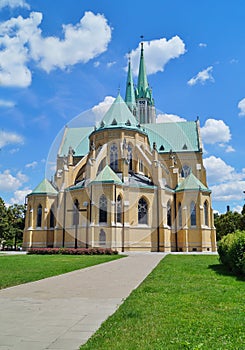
0,254,122,290
81,255,245,350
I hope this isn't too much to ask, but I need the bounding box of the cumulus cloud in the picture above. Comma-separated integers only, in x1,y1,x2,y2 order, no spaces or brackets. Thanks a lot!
201,119,231,144
0,99,15,108
0,131,24,148
92,96,115,120
129,36,186,76
156,113,186,123
204,156,245,202
0,0,29,9
10,188,31,205
0,170,28,192
203,156,235,184
187,66,214,86
238,98,245,116
199,43,207,48
0,11,112,87
210,181,245,202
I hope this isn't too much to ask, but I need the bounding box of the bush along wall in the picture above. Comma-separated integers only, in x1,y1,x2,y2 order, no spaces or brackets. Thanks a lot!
27,248,118,255
218,230,245,276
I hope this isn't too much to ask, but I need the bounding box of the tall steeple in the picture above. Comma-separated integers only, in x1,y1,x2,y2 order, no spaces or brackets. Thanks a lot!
137,42,149,98
135,40,156,124
125,56,136,116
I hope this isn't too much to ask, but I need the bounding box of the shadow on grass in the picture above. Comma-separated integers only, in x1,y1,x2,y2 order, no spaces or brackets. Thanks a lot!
208,263,245,282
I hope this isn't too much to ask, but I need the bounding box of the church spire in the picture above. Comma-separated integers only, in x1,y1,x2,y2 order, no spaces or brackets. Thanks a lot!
125,56,136,115
137,42,149,98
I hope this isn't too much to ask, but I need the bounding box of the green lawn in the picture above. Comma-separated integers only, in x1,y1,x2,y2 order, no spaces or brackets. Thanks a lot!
81,255,245,350
0,254,122,289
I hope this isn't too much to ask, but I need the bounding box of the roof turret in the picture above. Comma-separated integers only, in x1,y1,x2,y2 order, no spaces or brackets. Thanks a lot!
29,178,58,196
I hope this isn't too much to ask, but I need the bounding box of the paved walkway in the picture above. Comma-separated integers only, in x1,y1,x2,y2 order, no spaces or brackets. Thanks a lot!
0,252,167,350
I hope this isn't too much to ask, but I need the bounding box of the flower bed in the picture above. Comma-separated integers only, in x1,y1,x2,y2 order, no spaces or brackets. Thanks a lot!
27,247,118,255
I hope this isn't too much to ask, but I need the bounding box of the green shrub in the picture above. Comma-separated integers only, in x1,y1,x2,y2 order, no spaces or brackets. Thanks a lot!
218,230,245,275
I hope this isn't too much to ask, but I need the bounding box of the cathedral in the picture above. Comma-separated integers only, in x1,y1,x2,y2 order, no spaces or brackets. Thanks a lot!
23,43,217,252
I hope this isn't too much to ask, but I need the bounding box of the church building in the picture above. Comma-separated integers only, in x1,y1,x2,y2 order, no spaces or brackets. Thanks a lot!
23,43,217,252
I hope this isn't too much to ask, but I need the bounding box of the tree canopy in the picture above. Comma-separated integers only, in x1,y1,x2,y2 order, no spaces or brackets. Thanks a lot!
0,197,26,249
214,205,245,241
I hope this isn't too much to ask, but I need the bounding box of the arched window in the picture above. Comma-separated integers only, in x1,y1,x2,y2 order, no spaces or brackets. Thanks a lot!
204,200,209,226
190,201,196,226
167,200,172,227
178,202,182,227
110,143,118,171
37,204,42,228
117,195,122,223
50,204,55,228
138,197,148,224
99,229,106,245
128,144,133,172
181,165,191,178
73,199,79,226
99,195,107,223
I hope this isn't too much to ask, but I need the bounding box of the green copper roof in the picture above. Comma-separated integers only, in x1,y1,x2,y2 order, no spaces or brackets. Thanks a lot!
91,165,122,185
137,42,148,96
143,121,200,152
59,126,93,156
30,179,58,196
125,58,136,111
175,173,211,192
100,94,138,128
135,42,154,105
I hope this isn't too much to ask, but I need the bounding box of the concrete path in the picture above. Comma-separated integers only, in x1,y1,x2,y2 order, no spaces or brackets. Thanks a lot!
0,252,167,350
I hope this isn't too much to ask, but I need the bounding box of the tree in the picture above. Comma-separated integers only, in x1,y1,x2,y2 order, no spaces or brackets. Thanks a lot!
7,204,26,249
0,198,26,250
214,210,242,241
0,197,10,248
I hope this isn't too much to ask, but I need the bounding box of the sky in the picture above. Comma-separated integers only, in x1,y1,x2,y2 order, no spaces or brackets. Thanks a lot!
0,0,245,214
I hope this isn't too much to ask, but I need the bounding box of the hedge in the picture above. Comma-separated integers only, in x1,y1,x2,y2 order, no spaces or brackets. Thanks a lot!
218,230,245,276
27,247,118,255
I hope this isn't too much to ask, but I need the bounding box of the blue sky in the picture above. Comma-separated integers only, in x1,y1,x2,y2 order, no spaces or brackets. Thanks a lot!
0,0,245,213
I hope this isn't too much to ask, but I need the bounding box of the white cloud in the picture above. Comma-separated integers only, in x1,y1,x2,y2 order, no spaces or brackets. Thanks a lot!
0,99,15,108
204,156,245,202
10,188,31,205
204,156,235,184
238,98,245,116
201,119,231,144
94,61,100,68
0,131,24,148
30,11,112,73
187,66,214,86
129,36,186,76
107,61,116,68
199,43,207,48
0,170,28,192
156,113,186,123
225,145,235,153
0,11,112,87
25,161,38,169
0,0,29,9
210,181,245,202
92,96,115,120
